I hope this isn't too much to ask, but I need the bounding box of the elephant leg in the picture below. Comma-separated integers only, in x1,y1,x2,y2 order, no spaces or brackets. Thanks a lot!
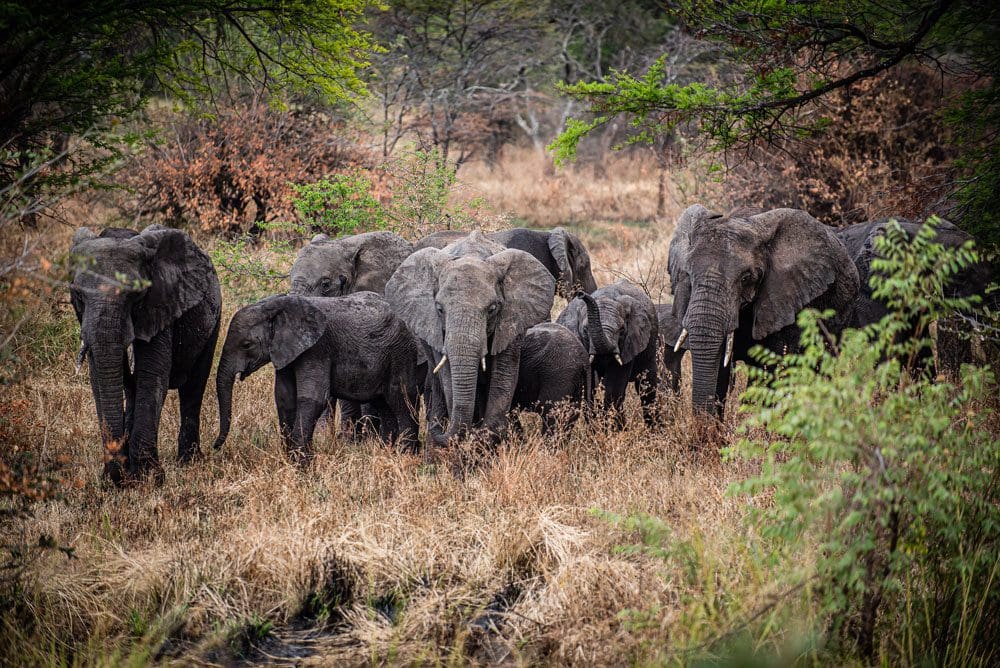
289,365,330,465
360,402,383,437
128,332,172,482
482,345,521,437
176,325,218,463
338,399,363,440
386,384,419,454
274,368,297,446
601,368,629,428
715,361,733,419
426,369,450,448
662,349,683,395
364,397,393,444
634,355,660,426
123,352,136,438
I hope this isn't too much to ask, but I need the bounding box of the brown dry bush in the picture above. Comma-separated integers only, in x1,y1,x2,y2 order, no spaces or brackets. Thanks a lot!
715,66,958,226
119,103,373,235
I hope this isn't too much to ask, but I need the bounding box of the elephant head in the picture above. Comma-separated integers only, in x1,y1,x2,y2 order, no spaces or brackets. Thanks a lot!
559,281,656,366
547,227,598,296
213,295,327,449
668,205,858,413
289,231,414,296
385,233,555,440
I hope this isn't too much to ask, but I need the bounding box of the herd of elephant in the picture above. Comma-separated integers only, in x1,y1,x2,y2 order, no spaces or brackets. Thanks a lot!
69,205,993,484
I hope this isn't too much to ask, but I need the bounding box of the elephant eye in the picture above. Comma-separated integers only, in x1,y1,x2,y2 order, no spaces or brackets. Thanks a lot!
487,301,500,315
320,277,332,288
240,339,253,349
435,302,444,315
741,271,755,286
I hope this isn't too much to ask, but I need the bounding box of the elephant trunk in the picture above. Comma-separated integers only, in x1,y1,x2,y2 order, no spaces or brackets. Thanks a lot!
83,304,129,479
443,313,486,439
213,346,239,450
581,294,615,356
684,288,732,415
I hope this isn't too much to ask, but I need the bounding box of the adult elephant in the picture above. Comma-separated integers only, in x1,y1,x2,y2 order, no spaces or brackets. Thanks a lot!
385,232,555,446
667,205,859,415
837,217,994,373
70,225,221,484
415,227,598,297
289,231,413,297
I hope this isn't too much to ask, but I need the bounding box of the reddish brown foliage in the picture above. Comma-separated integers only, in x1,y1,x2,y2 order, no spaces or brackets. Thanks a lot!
719,66,959,226
120,104,373,235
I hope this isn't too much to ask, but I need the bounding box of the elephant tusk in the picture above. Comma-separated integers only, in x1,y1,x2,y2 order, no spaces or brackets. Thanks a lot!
75,342,89,375
674,328,688,353
615,354,623,366
481,356,487,372
127,344,135,374
433,355,448,374
589,354,595,365
723,331,735,368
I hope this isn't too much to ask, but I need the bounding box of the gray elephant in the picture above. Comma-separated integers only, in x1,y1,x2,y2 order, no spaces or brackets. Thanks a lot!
557,280,659,426
213,292,422,461
415,227,598,297
70,225,221,485
289,231,414,297
667,205,859,415
289,230,416,436
512,322,590,434
837,217,995,373
655,304,685,395
385,232,556,446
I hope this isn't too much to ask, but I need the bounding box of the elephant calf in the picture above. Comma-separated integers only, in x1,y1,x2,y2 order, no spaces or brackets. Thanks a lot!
557,280,660,427
512,322,590,434
655,304,685,395
214,292,422,461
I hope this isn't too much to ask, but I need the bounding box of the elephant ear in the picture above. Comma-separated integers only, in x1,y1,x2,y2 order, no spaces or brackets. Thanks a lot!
351,232,413,291
487,249,556,355
132,226,217,342
71,227,97,249
751,208,859,339
555,297,588,348
548,227,574,290
385,247,450,352
667,204,720,295
620,294,656,363
269,297,327,370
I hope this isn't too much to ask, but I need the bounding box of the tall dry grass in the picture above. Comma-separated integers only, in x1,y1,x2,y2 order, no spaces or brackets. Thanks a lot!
0,154,818,666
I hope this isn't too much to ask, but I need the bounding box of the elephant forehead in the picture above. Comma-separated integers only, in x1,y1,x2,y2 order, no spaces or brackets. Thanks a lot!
72,241,146,286
690,226,759,265
439,258,497,294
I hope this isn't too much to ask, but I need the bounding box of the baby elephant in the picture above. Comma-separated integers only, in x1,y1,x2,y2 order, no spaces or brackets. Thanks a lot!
557,280,659,426
214,293,421,461
656,304,685,395
512,322,590,434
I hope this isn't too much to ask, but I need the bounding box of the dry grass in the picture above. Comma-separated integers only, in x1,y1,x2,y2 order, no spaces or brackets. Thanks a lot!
0,152,823,666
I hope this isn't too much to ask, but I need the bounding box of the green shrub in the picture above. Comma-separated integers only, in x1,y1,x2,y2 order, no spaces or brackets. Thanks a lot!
291,172,388,238
598,219,999,664
731,219,999,662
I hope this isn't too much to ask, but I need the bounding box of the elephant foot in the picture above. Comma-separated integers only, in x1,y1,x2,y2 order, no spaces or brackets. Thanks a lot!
286,446,314,468
177,445,201,465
